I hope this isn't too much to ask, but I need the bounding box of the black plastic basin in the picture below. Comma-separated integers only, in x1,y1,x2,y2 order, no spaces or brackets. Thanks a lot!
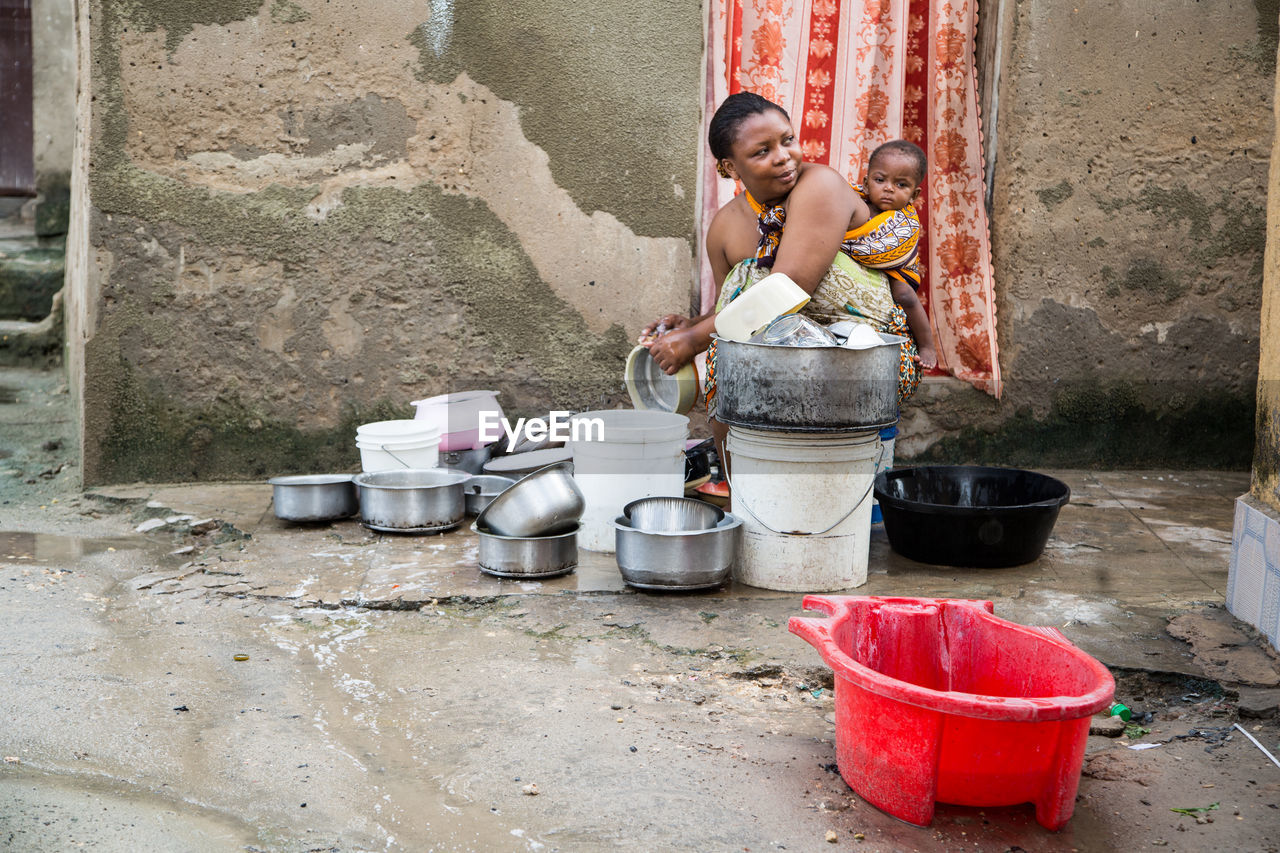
873,466,1071,568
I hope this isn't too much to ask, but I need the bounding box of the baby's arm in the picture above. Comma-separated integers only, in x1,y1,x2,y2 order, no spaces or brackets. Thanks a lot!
889,278,937,370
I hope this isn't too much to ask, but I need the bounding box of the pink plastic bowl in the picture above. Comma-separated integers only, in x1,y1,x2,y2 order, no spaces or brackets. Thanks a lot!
789,596,1114,830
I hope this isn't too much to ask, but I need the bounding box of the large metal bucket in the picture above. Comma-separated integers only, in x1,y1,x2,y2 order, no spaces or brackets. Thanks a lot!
714,333,904,432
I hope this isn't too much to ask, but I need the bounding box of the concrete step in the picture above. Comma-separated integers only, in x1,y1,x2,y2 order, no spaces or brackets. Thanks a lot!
0,291,63,367
0,234,66,321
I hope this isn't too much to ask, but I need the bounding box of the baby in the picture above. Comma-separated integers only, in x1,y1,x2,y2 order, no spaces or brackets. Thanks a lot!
848,139,937,370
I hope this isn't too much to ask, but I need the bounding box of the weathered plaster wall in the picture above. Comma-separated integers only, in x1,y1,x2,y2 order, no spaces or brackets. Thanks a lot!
78,0,1272,483
80,0,701,482
1254,33,1280,509
902,0,1274,469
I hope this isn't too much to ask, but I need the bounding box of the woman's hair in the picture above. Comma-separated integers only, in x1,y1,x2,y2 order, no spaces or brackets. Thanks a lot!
708,92,790,161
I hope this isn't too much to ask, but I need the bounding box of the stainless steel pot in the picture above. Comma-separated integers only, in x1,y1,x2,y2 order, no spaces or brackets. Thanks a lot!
475,461,584,537
713,333,904,432
353,469,471,533
440,445,494,475
473,522,578,578
613,513,742,590
268,474,358,522
463,474,516,516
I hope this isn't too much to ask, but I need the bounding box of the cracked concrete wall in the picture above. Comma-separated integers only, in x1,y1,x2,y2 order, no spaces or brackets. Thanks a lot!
903,0,1274,469
78,0,701,483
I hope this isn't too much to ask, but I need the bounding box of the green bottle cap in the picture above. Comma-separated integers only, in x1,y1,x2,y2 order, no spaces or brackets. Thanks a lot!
1109,702,1131,721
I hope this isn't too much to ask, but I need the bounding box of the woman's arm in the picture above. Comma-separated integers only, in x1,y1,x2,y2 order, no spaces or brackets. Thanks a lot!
771,165,868,293
645,205,738,374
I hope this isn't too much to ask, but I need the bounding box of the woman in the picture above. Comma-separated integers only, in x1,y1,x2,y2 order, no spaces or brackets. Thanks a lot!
644,92,919,461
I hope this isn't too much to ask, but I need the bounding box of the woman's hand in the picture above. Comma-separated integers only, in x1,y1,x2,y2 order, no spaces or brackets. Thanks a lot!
646,326,700,375
638,314,691,345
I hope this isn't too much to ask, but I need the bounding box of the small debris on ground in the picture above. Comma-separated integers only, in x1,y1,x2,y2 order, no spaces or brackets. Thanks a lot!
1090,714,1126,737
522,783,539,796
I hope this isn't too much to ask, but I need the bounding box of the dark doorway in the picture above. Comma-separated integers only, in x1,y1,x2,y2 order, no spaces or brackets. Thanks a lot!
0,0,35,196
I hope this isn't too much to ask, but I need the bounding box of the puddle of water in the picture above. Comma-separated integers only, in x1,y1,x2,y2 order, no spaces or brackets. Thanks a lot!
0,767,261,850
0,530,185,564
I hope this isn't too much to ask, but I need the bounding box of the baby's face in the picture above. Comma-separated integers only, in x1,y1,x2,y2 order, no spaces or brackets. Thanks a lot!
866,151,922,212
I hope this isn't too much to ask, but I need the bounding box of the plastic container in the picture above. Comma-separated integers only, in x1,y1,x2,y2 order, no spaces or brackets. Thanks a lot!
713,272,810,342
873,466,1071,567
726,426,881,591
870,423,897,525
567,410,689,552
355,420,442,472
411,391,503,452
753,314,839,347
789,595,1115,830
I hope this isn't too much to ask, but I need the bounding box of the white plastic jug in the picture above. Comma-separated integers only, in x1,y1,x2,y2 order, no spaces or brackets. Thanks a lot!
713,272,811,342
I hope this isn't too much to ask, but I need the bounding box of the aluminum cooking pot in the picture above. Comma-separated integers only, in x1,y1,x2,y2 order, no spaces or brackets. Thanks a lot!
463,474,517,516
268,474,358,522
713,333,904,432
353,468,471,533
613,512,741,590
473,521,578,579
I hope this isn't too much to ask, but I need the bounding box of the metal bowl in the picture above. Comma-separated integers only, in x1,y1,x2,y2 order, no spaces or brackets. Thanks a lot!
613,513,742,590
353,468,471,533
475,460,585,537
268,474,358,522
473,521,578,578
624,495,724,532
463,474,516,516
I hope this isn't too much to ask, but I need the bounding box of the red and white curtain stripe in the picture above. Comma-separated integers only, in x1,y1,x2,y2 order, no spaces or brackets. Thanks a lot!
702,0,1001,397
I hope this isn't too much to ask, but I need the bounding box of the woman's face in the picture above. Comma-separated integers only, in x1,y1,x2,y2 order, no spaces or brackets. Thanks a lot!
720,109,802,204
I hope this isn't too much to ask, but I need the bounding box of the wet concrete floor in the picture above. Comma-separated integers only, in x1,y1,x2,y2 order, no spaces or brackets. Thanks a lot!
1,368,1278,851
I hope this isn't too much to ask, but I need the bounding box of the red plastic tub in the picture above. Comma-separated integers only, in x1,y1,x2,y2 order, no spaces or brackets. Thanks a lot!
789,596,1114,830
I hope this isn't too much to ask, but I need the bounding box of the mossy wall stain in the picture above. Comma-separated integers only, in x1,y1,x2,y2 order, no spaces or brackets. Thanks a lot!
114,0,264,54
409,0,702,239
914,384,1255,469
1034,179,1073,209
905,299,1257,468
83,177,633,481
1099,185,1267,280
1100,259,1186,304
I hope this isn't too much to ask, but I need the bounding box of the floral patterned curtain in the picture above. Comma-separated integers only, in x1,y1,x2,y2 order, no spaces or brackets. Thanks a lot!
702,0,1001,397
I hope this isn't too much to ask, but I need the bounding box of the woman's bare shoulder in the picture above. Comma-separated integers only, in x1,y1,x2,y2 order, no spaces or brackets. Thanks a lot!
792,162,854,196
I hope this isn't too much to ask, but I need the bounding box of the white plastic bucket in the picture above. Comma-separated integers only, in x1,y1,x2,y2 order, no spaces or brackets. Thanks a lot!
726,426,881,591
568,410,689,552
355,420,442,472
